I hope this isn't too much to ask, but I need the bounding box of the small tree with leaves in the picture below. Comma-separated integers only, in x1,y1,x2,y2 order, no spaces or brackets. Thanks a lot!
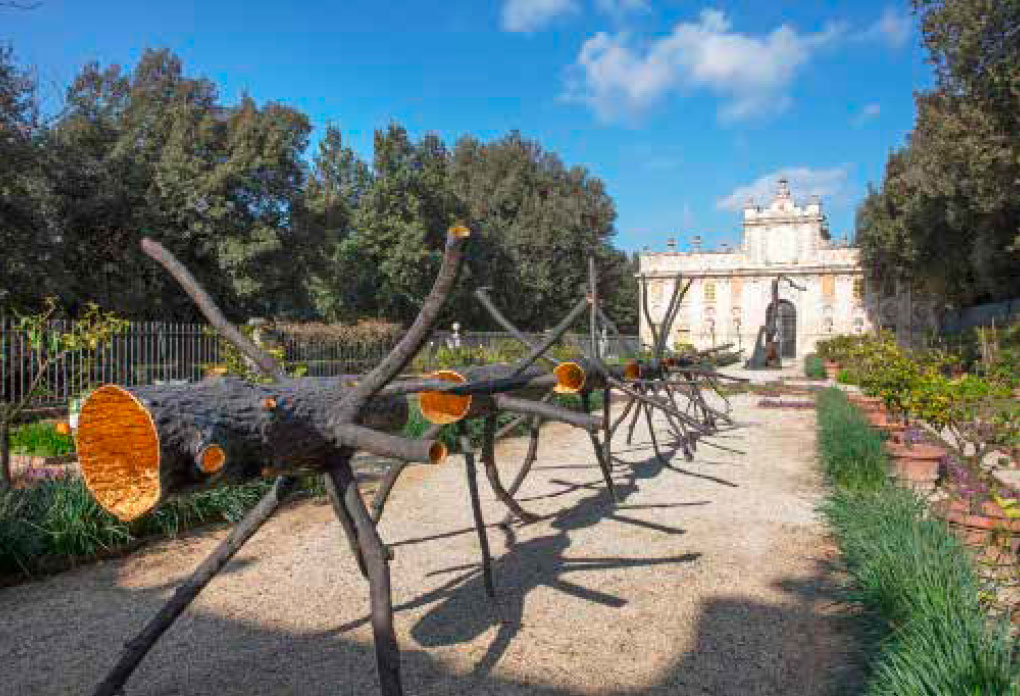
0,298,127,487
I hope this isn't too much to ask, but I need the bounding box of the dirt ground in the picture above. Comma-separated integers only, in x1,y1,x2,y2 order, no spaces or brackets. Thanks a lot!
0,391,864,695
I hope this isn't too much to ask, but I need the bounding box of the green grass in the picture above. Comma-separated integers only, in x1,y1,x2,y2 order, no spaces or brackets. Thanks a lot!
804,353,826,380
0,476,321,579
816,388,889,491
816,388,1019,695
10,421,75,457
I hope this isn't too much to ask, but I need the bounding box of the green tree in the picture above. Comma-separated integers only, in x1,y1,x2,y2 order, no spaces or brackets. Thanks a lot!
0,44,48,311
858,1,1020,305
300,124,375,321
47,49,313,320
342,124,466,323
449,131,620,331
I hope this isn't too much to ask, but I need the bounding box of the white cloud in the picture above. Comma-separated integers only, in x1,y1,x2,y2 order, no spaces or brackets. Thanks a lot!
564,10,841,124
502,0,578,33
858,7,912,48
717,166,852,211
850,102,881,127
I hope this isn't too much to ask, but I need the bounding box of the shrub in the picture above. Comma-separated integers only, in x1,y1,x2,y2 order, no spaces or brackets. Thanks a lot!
431,344,489,369
804,353,826,380
10,421,74,457
549,343,583,362
816,388,1020,694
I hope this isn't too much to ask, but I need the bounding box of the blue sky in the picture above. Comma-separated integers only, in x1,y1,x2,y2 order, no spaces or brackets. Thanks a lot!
4,0,931,252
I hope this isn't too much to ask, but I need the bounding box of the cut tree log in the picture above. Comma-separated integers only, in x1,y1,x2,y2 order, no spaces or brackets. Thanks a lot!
76,379,445,521
417,364,559,424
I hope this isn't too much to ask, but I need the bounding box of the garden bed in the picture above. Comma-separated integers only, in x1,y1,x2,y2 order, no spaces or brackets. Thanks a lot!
816,388,1019,693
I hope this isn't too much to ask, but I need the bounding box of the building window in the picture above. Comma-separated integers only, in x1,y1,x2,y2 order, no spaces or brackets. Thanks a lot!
822,274,835,300
704,281,716,304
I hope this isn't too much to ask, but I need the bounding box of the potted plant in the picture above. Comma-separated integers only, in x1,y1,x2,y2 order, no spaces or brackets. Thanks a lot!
917,375,1020,571
937,460,1020,577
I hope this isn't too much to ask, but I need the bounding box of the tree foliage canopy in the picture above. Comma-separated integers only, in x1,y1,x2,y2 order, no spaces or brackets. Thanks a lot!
856,0,1020,305
0,46,637,332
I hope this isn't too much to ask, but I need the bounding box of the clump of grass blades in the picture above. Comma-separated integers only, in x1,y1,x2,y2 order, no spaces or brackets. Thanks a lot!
804,353,826,380
0,475,320,579
816,388,1020,695
816,388,888,490
10,420,75,457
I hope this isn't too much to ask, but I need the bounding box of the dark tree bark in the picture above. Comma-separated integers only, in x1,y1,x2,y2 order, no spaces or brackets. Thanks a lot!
459,422,495,597
481,413,539,523
75,379,442,521
90,228,472,696
90,476,298,696
325,451,404,695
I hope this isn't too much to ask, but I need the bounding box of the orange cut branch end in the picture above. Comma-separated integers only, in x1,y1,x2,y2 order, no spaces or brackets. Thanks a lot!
429,441,448,465
198,444,226,475
624,360,642,381
418,370,471,424
553,362,586,394
76,385,161,522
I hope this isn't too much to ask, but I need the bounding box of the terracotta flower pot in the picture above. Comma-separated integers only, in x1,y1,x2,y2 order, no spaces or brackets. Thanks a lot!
866,409,893,428
866,410,888,427
824,361,839,380
934,499,1020,576
885,442,945,492
853,396,884,411
881,421,909,443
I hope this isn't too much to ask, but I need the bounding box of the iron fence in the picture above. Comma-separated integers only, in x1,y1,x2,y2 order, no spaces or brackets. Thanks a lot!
1,319,223,409
1,317,640,410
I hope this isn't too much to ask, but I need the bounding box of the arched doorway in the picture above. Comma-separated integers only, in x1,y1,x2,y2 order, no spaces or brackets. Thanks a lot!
766,300,797,358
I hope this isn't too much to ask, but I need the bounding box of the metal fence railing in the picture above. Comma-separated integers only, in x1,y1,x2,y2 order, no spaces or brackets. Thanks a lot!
1,319,223,409
1,317,640,410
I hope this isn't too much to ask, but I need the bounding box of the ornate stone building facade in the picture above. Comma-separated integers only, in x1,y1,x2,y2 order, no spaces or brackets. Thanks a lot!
638,179,873,358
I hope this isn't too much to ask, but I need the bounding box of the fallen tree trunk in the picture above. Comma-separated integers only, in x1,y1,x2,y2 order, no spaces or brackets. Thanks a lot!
417,364,561,424
76,378,444,521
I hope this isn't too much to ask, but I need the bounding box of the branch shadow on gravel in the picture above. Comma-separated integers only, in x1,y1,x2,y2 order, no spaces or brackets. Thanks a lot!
1,551,863,696
652,557,869,696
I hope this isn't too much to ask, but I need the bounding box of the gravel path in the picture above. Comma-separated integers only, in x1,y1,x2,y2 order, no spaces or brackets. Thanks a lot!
0,392,863,695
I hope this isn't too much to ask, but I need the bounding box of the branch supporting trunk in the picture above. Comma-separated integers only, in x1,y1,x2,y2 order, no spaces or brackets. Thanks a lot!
90,475,297,696
325,452,404,696
369,424,443,523
482,414,540,523
582,391,617,501
459,423,495,598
